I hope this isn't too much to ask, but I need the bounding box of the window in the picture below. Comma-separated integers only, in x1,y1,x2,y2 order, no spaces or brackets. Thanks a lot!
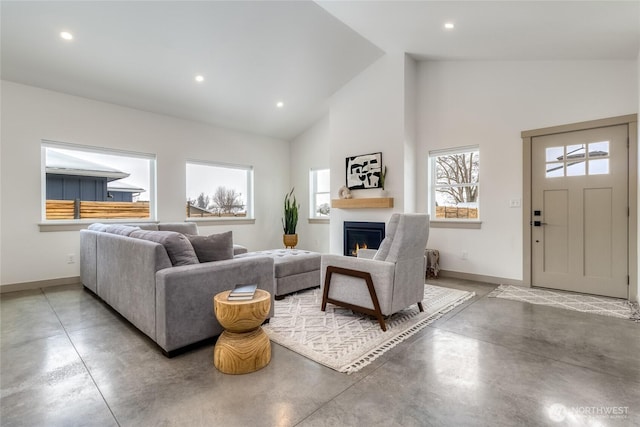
310,168,330,218
186,160,253,219
429,146,479,220
42,140,156,221
545,141,609,178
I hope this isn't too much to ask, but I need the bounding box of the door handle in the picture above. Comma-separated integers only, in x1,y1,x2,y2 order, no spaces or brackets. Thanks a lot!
531,221,547,227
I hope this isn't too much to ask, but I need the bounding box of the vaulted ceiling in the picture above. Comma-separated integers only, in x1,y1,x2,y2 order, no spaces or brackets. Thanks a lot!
2,1,639,140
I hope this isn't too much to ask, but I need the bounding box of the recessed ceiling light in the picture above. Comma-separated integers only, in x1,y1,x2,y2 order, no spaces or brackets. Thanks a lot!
194,75,204,83
444,22,455,30
276,101,284,108
60,31,73,40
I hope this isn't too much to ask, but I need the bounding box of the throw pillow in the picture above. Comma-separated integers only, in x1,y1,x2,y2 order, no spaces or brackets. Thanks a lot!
129,230,199,266
186,231,234,263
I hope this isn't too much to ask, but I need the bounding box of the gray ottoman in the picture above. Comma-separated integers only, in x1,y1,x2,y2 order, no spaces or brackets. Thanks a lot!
236,249,321,299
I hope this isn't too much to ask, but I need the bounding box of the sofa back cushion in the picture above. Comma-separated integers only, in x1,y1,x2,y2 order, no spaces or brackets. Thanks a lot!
105,224,141,236
129,230,199,266
158,222,198,235
134,224,159,231
88,223,109,232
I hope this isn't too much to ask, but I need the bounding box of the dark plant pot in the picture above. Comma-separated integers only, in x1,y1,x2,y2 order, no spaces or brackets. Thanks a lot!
283,234,298,249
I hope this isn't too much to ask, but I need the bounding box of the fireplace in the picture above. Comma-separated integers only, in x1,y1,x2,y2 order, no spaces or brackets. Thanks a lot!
343,221,385,257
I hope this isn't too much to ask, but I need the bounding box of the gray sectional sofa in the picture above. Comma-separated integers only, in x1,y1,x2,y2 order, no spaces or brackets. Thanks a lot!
80,222,275,356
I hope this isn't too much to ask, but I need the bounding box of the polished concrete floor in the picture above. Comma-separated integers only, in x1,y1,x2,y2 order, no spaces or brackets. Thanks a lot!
1,277,639,426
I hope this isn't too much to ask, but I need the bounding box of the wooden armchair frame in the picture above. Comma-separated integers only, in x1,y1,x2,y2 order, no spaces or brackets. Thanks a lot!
321,265,424,331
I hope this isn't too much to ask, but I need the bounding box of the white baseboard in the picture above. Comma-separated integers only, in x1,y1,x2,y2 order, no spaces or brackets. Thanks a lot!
0,276,81,294
438,270,524,287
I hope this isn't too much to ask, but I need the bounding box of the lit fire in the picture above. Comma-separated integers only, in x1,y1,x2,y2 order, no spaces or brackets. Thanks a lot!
351,242,368,256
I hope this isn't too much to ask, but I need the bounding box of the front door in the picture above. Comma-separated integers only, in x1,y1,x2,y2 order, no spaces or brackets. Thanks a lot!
531,124,628,298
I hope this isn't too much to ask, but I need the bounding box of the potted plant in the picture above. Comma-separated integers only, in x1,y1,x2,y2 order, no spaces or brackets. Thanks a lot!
282,187,300,248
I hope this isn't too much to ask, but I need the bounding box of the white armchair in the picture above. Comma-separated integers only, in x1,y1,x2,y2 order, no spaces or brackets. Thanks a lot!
320,213,430,331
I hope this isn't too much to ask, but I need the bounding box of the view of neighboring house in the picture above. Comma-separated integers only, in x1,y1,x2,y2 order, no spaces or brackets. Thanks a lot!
45,150,148,219
46,150,145,202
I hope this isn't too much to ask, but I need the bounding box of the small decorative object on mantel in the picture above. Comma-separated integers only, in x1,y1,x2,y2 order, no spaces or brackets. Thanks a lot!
338,185,352,199
346,152,382,190
282,188,299,249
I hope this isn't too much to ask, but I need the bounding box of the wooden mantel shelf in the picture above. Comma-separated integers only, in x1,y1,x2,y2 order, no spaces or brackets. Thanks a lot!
331,198,394,209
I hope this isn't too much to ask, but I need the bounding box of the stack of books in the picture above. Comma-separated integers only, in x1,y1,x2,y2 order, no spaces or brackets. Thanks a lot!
227,283,258,301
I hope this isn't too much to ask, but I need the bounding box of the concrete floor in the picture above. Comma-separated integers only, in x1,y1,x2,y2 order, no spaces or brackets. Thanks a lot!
1,277,638,427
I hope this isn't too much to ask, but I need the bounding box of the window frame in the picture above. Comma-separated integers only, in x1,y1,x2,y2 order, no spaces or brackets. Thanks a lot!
309,168,330,219
185,159,254,222
428,145,481,227
41,140,157,225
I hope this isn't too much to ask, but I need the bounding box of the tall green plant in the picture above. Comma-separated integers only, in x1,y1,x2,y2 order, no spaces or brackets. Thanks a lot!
379,166,387,190
282,188,300,234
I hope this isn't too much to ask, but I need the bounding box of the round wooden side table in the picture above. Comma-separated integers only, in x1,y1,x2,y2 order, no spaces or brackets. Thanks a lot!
213,289,271,374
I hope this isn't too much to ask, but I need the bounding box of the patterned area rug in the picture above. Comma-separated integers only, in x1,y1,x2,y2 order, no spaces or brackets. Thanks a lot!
488,285,640,322
263,284,474,374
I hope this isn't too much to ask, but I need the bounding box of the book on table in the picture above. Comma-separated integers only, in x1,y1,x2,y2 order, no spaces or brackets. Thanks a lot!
228,283,257,300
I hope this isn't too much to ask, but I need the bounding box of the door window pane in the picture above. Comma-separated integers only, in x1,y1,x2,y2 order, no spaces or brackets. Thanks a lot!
588,141,609,157
546,163,564,178
546,147,564,162
589,159,609,175
566,160,585,176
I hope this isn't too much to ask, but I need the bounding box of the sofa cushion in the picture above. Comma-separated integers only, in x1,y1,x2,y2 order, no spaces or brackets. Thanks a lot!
186,231,234,263
129,230,199,266
105,224,141,236
158,222,198,235
134,224,159,231
88,223,109,232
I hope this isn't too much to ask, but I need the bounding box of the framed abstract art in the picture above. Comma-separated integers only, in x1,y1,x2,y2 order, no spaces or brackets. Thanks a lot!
346,152,382,190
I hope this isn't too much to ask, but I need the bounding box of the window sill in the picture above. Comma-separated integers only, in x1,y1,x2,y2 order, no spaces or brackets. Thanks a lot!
308,218,329,224
186,218,255,225
39,219,158,232
429,220,482,229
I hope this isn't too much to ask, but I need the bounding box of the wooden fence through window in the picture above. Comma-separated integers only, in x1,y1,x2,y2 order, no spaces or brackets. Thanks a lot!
435,206,478,219
46,200,150,220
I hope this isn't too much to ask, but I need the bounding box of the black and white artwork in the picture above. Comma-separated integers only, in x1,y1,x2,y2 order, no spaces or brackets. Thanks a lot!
346,152,382,190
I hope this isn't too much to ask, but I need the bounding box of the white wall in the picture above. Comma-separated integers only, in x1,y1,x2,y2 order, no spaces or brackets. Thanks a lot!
0,81,290,286
636,50,640,302
328,52,408,254
403,55,418,213
417,60,638,281
289,114,330,253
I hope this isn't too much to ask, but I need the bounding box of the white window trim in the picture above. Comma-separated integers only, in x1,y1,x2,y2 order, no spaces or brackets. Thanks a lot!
428,145,480,225
186,159,254,220
41,140,157,227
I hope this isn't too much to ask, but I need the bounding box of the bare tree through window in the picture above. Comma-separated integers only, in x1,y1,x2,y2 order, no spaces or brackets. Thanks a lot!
186,161,252,218
431,148,479,219
211,186,245,214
